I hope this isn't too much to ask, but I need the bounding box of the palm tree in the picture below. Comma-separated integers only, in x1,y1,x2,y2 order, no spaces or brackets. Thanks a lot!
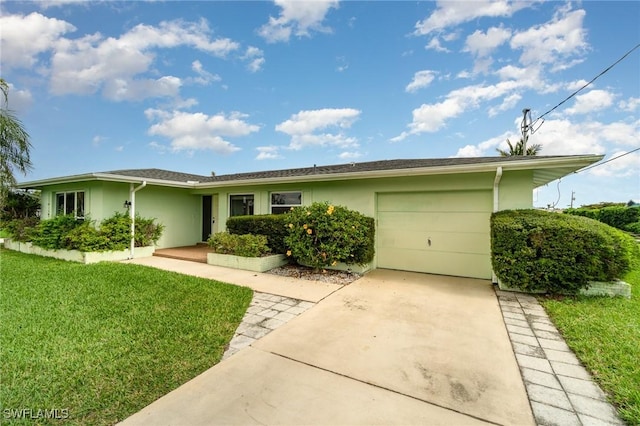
496,138,542,156
0,78,32,202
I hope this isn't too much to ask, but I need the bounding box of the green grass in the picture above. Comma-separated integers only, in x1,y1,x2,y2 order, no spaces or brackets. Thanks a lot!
0,249,253,425
540,247,640,425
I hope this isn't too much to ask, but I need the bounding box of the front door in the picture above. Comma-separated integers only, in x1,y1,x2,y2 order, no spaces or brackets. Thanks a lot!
202,195,212,241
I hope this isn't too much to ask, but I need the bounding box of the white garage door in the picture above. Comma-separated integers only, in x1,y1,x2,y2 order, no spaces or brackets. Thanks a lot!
377,191,492,279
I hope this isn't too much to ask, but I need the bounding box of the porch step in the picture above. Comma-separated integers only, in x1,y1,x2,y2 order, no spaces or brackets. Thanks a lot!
153,245,212,264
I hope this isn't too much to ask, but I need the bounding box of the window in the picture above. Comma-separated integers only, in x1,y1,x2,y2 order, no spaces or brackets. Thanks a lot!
55,191,85,219
229,194,254,217
270,191,302,214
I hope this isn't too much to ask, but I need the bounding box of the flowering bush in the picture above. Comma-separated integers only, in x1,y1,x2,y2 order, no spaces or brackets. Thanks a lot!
284,202,374,270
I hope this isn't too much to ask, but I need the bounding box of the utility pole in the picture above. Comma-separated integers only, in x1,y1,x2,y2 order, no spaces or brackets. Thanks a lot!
521,108,532,155
570,191,576,208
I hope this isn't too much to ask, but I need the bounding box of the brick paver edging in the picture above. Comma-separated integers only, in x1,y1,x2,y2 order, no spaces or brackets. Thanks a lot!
496,289,624,426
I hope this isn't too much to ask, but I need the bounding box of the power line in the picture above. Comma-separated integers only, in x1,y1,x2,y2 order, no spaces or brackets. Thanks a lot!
575,147,640,174
531,43,640,131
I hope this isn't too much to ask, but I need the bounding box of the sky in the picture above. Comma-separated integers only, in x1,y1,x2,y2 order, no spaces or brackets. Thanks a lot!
1,0,638,208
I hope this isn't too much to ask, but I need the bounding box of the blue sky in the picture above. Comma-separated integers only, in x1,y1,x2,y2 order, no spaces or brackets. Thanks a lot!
1,0,638,208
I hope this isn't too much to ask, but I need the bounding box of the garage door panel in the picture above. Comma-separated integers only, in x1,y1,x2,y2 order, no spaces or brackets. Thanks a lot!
377,230,489,254
378,211,490,233
377,191,492,213
376,191,492,279
377,247,491,279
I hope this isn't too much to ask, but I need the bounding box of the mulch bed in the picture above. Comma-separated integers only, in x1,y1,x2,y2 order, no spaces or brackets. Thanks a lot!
267,263,362,285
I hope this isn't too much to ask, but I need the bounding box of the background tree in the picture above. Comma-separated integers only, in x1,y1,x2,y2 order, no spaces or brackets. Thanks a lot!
0,78,32,205
496,138,542,156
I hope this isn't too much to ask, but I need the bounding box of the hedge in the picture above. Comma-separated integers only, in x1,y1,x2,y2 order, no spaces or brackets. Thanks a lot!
226,214,289,254
491,209,637,294
565,205,640,233
207,232,270,257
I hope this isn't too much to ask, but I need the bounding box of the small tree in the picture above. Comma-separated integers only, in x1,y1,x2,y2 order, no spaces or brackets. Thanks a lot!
0,79,33,205
497,138,542,156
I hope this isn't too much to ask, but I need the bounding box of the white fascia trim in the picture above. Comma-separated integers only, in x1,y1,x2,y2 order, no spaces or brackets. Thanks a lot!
194,155,604,189
17,173,196,189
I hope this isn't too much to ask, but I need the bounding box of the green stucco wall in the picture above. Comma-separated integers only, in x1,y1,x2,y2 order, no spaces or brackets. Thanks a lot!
39,182,200,248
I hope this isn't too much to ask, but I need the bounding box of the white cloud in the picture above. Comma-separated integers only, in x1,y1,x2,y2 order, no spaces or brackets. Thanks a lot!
191,60,221,85
565,90,615,115
3,83,33,112
619,97,640,113
510,7,587,68
488,93,522,117
425,37,449,52
243,46,265,72
454,118,639,162
276,108,361,150
256,146,283,160
405,70,436,93
338,151,363,159
258,0,339,43
3,15,241,101
393,78,535,140
0,12,76,69
588,151,640,178
146,109,259,154
464,26,511,58
415,0,530,36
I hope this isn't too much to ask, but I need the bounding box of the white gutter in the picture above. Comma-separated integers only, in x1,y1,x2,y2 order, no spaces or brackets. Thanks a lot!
492,167,503,284
493,166,503,213
129,181,147,259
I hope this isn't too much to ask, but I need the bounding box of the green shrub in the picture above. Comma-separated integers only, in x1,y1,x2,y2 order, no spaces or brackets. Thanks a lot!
134,215,165,247
624,221,640,234
2,217,39,242
99,212,132,249
208,232,270,257
226,214,288,254
284,202,375,270
492,210,637,294
15,213,164,252
32,215,82,249
62,222,112,252
565,205,640,231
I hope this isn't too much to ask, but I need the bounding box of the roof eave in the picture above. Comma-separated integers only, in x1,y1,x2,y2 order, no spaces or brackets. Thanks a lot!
194,155,605,188
17,173,196,189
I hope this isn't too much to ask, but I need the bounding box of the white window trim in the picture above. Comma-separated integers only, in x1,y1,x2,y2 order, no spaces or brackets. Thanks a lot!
55,190,86,219
270,191,302,214
229,193,255,217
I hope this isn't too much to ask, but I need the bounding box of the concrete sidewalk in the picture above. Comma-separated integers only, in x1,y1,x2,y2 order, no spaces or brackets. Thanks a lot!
120,267,535,425
126,256,341,302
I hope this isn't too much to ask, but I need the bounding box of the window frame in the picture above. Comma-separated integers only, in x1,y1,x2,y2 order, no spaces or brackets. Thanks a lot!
55,190,85,219
270,191,302,214
229,193,255,217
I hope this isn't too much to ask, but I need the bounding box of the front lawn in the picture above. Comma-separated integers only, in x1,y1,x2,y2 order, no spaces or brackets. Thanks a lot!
0,249,253,425
540,245,640,424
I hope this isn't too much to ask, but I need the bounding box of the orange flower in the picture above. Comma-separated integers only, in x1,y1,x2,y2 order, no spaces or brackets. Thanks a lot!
303,224,308,229
288,223,294,228
286,250,292,256
306,229,313,235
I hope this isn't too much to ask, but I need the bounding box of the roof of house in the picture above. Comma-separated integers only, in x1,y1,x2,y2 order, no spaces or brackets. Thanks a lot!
18,155,604,189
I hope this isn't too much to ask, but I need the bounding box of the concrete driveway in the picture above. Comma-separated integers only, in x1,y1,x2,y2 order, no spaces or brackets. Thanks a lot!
120,269,534,425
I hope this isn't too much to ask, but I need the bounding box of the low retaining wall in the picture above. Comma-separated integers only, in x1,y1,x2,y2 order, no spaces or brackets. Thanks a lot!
3,239,155,264
497,278,631,298
207,253,288,273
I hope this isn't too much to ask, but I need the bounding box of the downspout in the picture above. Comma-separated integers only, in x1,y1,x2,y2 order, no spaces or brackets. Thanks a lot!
492,167,503,284
129,181,147,259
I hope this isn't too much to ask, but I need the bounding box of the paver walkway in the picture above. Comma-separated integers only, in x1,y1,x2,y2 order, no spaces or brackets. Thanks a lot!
223,292,315,360
496,289,624,426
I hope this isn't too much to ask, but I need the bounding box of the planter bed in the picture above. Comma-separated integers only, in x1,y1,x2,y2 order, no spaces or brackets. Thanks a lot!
207,252,288,272
3,239,154,264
